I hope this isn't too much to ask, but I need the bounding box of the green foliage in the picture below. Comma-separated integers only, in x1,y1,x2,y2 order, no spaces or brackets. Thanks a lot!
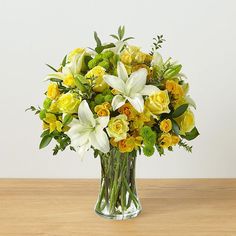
94,94,105,104
110,25,134,42
63,114,73,125
178,140,192,152
39,134,52,149
155,145,164,156
98,59,110,70
25,105,40,115
45,63,58,72
172,104,188,118
163,64,182,79
39,109,46,120
143,145,155,157
43,98,52,109
181,127,200,141
104,94,113,103
61,55,67,67
171,119,180,135
150,35,165,55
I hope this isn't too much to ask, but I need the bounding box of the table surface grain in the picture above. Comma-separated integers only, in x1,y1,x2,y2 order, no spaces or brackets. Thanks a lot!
0,179,236,236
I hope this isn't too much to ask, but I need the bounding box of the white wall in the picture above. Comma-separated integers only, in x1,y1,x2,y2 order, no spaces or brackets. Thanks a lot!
0,0,235,178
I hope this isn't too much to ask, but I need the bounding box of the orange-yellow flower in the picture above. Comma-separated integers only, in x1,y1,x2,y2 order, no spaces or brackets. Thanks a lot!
160,119,172,133
94,102,111,117
47,83,60,100
158,133,172,149
118,137,135,153
118,103,137,121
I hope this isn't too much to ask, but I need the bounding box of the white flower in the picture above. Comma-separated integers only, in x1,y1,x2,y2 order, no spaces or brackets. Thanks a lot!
103,62,159,113
66,100,110,158
151,51,163,68
45,51,85,82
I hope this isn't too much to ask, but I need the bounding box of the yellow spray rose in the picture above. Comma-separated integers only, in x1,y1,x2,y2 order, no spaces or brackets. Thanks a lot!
118,137,135,153
57,93,81,114
166,80,184,101
94,102,111,117
160,119,172,133
118,103,137,121
107,114,129,142
47,83,60,100
145,90,170,115
158,133,173,149
63,73,76,88
85,66,108,92
176,110,195,135
171,135,180,145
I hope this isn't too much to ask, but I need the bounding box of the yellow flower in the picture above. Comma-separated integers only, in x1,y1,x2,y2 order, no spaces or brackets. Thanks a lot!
145,90,170,115
67,48,85,62
47,83,60,100
160,119,172,133
107,114,129,142
171,135,180,145
134,51,147,64
85,66,108,92
176,110,195,135
57,93,81,114
118,103,137,121
48,102,60,113
94,102,111,117
166,80,184,101
120,50,132,64
118,137,135,153
158,133,172,149
63,73,76,87
43,113,62,133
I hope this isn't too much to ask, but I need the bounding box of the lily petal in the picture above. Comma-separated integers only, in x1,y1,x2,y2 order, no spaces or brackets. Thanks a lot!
127,68,147,95
103,75,125,93
111,95,126,111
151,51,163,67
78,100,95,127
140,85,160,95
45,72,64,81
117,62,128,82
96,116,109,129
90,128,110,153
127,94,144,113
76,140,91,159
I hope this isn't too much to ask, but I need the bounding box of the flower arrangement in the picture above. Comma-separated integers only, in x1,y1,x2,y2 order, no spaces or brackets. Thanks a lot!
27,26,199,219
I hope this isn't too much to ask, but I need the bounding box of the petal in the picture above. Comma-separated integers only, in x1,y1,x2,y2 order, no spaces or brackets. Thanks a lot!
126,68,147,95
111,95,126,111
117,61,128,82
76,140,91,159
96,116,109,129
151,51,163,67
140,85,160,95
127,94,144,113
78,100,95,127
103,75,125,93
45,72,64,81
90,128,110,153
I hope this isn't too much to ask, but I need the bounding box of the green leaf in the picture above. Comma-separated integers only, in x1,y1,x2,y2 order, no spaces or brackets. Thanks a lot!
94,31,102,47
40,129,50,138
61,55,67,67
118,26,125,40
63,114,73,125
123,37,134,42
164,64,182,79
25,106,36,112
45,64,57,72
74,76,86,92
110,34,119,40
48,78,62,83
95,43,115,54
171,119,180,135
181,127,200,141
76,74,88,84
172,104,188,118
39,135,52,149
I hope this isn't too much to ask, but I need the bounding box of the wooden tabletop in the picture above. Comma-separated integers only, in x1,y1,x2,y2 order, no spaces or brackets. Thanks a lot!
0,179,235,236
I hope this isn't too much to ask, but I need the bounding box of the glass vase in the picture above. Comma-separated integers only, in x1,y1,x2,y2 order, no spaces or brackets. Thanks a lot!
95,150,142,220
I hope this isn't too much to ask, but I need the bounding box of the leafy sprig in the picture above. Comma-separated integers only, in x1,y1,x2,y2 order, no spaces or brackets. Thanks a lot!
150,35,165,55
178,140,192,152
110,26,134,42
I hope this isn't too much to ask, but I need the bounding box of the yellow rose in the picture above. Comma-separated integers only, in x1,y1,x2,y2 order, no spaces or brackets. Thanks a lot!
160,119,172,133
134,51,147,64
145,90,170,115
171,135,180,145
176,110,195,135
57,93,81,114
120,50,132,64
158,133,172,149
94,102,111,117
107,114,129,142
85,66,108,92
118,103,137,121
118,137,135,153
47,83,60,100
48,102,60,113
63,73,76,87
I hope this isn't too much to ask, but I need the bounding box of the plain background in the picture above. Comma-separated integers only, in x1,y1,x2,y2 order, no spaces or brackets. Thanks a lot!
0,0,235,178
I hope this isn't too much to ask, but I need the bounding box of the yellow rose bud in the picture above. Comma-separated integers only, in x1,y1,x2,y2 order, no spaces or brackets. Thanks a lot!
47,83,60,100
171,135,180,145
57,93,81,114
145,90,170,115
107,114,129,142
158,133,172,149
85,66,108,92
63,73,76,87
118,137,135,153
94,104,110,117
176,110,195,135
160,119,172,133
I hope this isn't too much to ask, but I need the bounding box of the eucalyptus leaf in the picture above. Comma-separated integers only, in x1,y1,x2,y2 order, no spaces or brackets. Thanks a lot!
172,104,188,118
63,114,73,125
171,119,180,135
39,135,52,149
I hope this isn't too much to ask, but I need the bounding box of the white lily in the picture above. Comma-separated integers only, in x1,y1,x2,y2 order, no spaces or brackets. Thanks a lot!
45,51,85,81
103,62,159,113
151,51,163,68
66,100,110,158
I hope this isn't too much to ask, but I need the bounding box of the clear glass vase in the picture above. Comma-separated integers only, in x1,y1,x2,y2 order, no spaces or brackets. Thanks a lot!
95,150,141,220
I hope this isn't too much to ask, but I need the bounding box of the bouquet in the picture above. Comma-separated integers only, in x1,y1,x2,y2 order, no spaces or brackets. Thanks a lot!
28,26,199,220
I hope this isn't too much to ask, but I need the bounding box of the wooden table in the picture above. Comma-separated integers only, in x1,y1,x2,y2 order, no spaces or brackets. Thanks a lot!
0,179,235,236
